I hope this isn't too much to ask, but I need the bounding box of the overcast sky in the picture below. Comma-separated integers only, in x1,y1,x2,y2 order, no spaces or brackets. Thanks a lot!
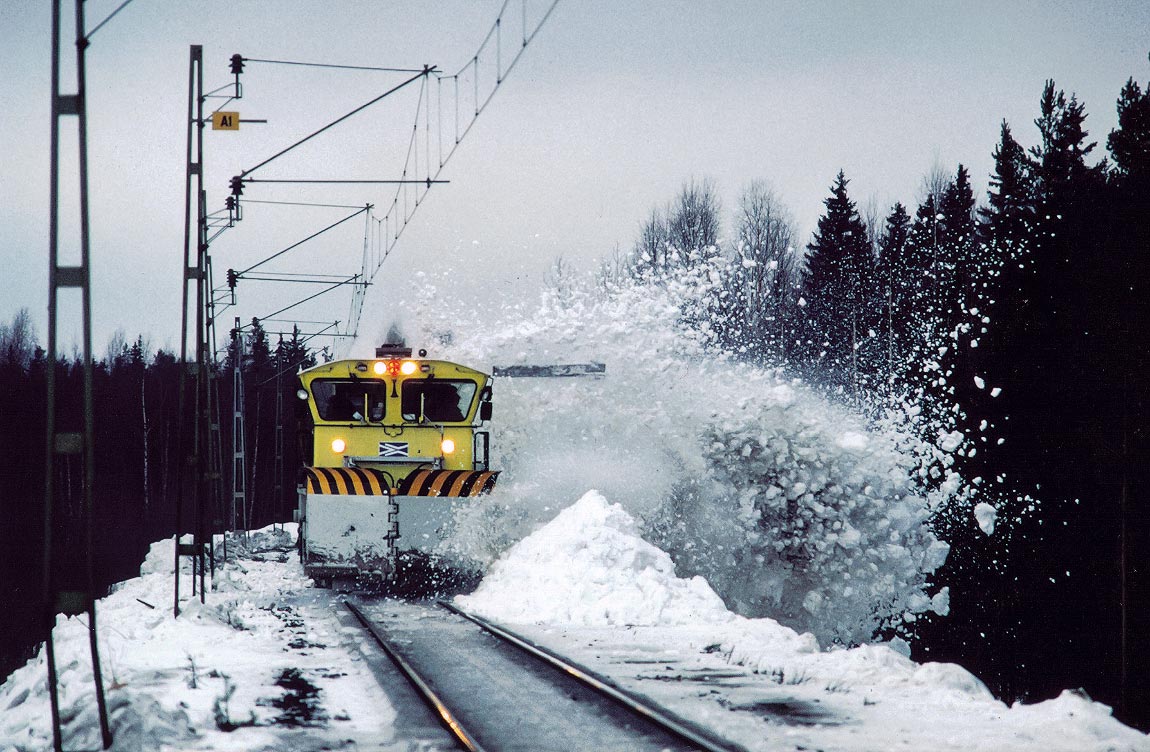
2,1,1147,356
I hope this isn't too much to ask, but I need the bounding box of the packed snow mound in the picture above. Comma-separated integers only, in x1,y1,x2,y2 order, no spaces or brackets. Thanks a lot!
372,259,958,644
456,491,735,627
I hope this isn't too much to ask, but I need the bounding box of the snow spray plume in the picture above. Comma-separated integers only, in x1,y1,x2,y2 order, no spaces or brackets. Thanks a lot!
392,261,959,645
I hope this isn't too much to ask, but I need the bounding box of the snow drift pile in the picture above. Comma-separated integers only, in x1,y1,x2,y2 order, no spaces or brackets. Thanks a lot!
457,490,1146,752
456,490,735,626
362,260,960,644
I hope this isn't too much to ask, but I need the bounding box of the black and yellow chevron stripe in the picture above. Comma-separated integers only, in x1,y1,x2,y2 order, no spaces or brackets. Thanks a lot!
304,466,390,495
397,469,499,498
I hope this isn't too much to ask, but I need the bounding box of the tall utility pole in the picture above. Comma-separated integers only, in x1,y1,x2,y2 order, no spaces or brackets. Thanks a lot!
273,343,286,529
232,318,248,533
43,0,112,748
174,45,212,616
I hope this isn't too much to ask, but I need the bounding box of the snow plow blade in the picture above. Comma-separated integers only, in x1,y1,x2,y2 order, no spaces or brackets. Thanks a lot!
397,469,499,497
299,467,396,586
491,362,605,378
299,467,500,586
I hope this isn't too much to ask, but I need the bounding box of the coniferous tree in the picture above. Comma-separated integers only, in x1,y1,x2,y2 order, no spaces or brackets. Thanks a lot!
979,121,1034,248
802,171,877,391
1104,74,1150,720
1109,78,1150,178
937,165,978,318
875,202,912,383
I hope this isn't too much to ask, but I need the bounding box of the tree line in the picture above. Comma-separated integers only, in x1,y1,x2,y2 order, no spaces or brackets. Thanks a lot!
578,75,1150,726
0,315,315,683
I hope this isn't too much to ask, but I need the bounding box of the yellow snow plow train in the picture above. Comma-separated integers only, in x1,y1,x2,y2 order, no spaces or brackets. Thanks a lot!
294,344,496,586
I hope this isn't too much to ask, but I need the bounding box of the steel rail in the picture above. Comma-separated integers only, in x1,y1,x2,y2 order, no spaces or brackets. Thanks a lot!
439,601,748,752
344,600,487,752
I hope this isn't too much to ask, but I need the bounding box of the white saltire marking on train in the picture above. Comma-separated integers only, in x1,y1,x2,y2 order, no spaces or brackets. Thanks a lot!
379,442,409,457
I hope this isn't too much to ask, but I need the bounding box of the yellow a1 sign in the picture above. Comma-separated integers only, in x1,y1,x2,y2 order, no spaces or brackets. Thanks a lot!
212,111,240,130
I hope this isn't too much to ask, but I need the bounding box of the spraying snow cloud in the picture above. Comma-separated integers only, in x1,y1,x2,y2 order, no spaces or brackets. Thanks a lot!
384,260,958,644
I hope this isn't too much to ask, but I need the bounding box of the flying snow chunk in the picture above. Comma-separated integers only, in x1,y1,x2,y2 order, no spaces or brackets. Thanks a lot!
931,586,951,616
455,490,735,627
836,431,869,452
973,502,998,536
990,387,1002,397
938,430,964,453
974,376,986,390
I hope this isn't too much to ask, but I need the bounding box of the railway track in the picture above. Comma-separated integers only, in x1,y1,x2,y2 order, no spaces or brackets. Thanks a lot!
344,598,747,752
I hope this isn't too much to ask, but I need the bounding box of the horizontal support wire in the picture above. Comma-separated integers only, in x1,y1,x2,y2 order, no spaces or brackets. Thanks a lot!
263,318,341,325
244,57,427,73
243,271,361,280
243,199,371,209
244,178,448,185
241,275,369,285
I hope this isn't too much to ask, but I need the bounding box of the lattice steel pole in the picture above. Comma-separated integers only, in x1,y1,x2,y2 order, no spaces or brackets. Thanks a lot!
42,0,112,748
232,317,248,533
174,45,210,615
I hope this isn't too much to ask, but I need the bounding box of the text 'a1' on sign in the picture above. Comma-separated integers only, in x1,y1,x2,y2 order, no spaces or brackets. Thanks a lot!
212,111,240,130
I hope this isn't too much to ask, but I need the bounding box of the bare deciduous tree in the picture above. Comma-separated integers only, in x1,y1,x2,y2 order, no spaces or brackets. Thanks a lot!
543,254,580,306
634,207,667,273
667,178,722,266
0,308,36,369
595,243,634,293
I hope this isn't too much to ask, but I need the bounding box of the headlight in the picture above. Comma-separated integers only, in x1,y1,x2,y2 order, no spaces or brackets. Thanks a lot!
440,438,455,454
372,361,386,375
400,360,417,375
331,438,346,453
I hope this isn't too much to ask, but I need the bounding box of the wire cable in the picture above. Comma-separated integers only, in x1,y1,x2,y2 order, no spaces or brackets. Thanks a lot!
236,206,369,276
85,0,134,39
241,68,433,178
244,58,427,73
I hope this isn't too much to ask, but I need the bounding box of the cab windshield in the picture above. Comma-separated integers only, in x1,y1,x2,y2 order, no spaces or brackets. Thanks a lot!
401,379,477,423
312,379,387,422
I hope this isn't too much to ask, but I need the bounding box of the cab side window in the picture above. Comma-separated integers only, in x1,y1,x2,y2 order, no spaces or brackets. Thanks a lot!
401,380,477,422
312,380,386,421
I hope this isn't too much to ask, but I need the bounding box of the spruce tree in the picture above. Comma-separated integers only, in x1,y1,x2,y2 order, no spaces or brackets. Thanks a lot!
936,165,978,327
979,121,1034,248
1108,77,1150,178
802,171,876,391
875,202,912,382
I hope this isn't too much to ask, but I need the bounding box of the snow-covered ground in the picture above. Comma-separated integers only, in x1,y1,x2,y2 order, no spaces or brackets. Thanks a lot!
458,491,1149,752
2,505,1145,751
0,527,402,752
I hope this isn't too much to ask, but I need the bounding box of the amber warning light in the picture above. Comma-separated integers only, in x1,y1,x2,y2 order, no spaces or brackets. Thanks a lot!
373,360,417,376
